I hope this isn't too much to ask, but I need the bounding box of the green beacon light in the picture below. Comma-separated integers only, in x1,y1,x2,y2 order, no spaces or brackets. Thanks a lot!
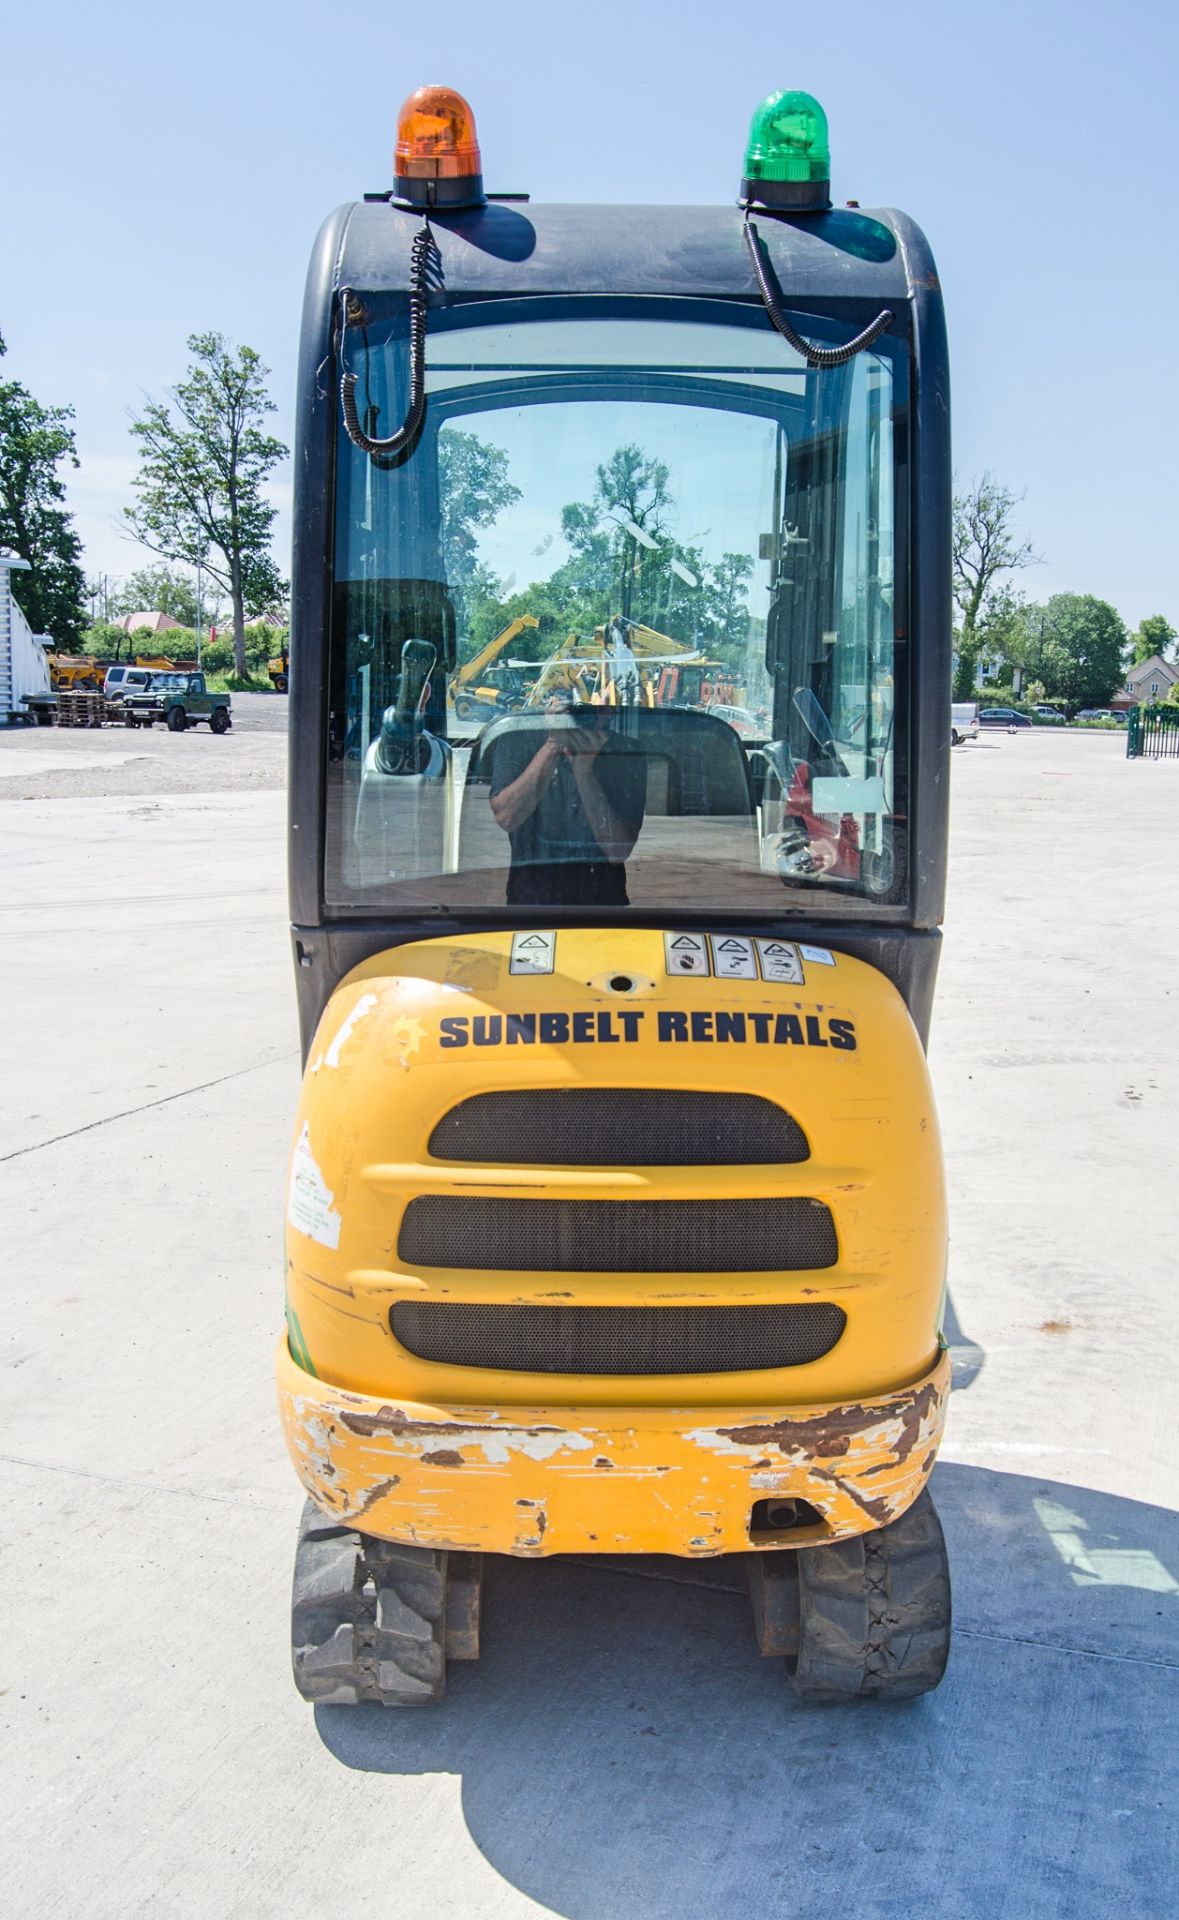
741,90,831,213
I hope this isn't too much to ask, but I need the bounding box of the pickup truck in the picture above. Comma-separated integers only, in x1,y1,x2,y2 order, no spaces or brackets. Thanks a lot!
121,672,232,734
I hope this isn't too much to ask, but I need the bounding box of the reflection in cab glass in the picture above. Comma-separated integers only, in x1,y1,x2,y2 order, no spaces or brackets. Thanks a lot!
486,695,645,905
326,307,907,916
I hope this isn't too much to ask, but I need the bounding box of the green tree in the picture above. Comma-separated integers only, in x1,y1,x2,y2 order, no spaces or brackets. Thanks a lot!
0,329,85,646
1129,614,1176,666
972,584,1037,686
126,332,287,676
703,552,755,657
438,429,521,641
80,620,133,660
952,473,1037,699
456,444,757,681
84,573,119,627
561,444,675,622
465,582,573,662
1036,594,1127,710
111,563,207,629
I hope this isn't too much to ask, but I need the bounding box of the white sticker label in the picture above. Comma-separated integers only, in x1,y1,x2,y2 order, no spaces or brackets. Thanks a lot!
510,931,555,975
811,774,887,816
755,938,804,984
664,932,710,976
799,944,836,967
286,1122,342,1250
709,935,757,980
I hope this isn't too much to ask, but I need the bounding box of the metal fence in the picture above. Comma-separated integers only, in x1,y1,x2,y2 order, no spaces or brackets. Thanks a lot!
1126,706,1179,759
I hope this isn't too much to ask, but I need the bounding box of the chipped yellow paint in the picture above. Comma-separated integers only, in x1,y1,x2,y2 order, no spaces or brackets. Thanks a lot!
276,1336,950,1556
277,927,950,1556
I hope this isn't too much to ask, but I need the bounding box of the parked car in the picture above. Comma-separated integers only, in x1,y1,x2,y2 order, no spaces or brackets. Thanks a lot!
1031,704,1067,725
103,666,154,702
1075,708,1127,724
122,672,232,734
951,701,979,745
979,707,1033,731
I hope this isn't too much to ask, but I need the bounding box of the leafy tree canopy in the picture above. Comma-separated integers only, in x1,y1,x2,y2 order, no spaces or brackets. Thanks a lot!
1130,614,1176,667
108,563,211,629
450,435,757,688
0,328,86,647
79,620,132,658
952,473,1037,698
1036,593,1127,710
438,429,521,636
126,332,287,676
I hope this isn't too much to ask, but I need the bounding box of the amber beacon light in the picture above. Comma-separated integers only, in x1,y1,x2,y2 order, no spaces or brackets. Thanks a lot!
393,85,486,209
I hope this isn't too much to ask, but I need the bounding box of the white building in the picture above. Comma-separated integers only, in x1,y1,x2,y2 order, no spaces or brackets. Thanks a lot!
0,550,52,725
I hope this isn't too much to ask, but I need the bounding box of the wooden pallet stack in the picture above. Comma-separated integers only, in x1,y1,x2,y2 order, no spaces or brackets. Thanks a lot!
55,691,109,728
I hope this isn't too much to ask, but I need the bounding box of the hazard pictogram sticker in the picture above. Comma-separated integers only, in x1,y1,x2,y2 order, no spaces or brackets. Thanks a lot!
755,938,804,984
510,931,556,975
663,932,710,976
709,935,757,979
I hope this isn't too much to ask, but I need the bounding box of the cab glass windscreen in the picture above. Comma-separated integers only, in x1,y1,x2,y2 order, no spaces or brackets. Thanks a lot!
325,299,908,917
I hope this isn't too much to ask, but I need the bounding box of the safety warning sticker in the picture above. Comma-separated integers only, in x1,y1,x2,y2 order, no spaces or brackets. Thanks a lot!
755,938,804,984
510,931,555,975
664,932,709,976
287,1122,342,1250
709,935,758,980
799,944,836,967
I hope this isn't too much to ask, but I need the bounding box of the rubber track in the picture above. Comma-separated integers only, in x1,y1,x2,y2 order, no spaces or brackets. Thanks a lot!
291,1501,447,1705
788,1490,952,1700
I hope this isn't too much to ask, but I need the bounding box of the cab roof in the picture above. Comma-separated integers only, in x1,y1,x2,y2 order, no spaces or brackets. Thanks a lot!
323,200,934,309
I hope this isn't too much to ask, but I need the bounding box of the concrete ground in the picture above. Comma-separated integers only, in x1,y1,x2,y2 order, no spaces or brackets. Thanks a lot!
0,720,1176,1919
0,690,287,803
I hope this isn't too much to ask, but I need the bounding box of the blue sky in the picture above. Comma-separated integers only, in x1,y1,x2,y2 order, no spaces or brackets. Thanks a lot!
2,0,1176,629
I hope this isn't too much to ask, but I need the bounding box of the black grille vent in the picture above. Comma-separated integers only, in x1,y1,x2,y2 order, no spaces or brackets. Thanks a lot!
427,1089,809,1166
398,1197,837,1272
391,1300,846,1375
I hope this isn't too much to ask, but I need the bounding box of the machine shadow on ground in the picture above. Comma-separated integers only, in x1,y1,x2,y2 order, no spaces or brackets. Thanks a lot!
943,1291,986,1389
316,1463,1178,1920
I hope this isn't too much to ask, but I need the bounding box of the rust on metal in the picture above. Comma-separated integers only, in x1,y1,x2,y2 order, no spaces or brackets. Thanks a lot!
340,1405,565,1441
747,1552,801,1657
355,1474,401,1513
276,1340,950,1556
444,1551,483,1660
716,1379,940,1461
809,1465,893,1526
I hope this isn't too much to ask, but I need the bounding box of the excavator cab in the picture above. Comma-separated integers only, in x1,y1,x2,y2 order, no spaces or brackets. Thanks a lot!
281,87,954,1704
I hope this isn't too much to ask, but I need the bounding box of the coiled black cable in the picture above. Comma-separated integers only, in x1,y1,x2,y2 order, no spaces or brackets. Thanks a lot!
340,223,442,460
743,214,894,369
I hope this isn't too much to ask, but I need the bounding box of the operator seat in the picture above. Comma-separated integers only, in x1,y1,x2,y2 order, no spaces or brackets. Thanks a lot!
455,705,757,895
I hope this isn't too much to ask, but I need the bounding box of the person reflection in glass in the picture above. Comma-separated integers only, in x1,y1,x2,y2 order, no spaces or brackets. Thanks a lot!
489,696,646,905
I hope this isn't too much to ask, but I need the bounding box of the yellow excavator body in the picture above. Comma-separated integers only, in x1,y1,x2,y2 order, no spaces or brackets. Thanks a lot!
449,615,541,714
278,927,949,1560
